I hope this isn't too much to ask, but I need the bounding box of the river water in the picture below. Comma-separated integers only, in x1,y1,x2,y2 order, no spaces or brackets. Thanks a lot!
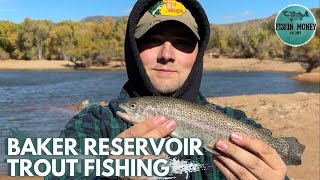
0,70,319,172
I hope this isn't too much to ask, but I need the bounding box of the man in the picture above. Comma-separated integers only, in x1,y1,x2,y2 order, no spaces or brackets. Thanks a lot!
56,0,288,179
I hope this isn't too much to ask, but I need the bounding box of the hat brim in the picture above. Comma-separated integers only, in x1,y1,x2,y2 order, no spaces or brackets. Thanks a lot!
135,18,200,40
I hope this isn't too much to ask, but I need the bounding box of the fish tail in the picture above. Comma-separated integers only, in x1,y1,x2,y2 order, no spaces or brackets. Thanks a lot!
276,137,305,165
304,11,309,17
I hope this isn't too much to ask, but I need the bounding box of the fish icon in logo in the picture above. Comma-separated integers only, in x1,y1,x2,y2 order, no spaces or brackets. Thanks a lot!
282,10,309,22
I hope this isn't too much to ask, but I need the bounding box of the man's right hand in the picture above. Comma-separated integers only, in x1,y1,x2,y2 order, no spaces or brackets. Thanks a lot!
112,116,176,180
109,116,176,160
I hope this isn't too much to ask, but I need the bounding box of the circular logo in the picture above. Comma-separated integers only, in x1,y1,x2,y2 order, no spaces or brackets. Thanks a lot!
275,4,317,47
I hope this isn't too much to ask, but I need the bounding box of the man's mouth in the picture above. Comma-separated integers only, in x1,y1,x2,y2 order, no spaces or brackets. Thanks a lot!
153,68,178,76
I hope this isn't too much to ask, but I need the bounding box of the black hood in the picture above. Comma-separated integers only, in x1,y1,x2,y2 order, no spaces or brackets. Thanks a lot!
123,0,210,102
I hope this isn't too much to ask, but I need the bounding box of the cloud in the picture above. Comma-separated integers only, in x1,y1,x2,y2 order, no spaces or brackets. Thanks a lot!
240,11,252,17
0,9,16,12
0,0,16,11
223,15,237,20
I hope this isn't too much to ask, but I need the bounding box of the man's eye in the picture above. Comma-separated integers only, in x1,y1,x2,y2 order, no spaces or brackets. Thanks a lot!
171,38,197,53
172,39,194,47
172,39,184,45
144,38,162,45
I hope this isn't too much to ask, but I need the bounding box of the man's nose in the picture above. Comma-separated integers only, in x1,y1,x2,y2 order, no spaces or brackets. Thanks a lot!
158,41,175,63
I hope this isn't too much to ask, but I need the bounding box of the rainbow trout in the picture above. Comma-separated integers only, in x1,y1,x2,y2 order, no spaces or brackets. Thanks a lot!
116,96,305,165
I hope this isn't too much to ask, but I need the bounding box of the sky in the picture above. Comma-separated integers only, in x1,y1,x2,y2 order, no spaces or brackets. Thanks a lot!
0,0,319,24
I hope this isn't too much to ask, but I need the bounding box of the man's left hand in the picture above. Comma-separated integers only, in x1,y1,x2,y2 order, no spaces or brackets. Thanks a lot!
213,132,287,180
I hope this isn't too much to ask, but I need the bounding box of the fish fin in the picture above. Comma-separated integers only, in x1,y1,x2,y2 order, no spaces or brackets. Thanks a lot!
204,144,221,156
204,104,229,115
204,104,217,110
277,137,305,165
259,128,272,136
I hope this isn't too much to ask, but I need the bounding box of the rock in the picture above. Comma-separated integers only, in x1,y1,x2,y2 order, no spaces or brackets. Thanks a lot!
294,92,309,96
81,100,89,106
99,101,108,106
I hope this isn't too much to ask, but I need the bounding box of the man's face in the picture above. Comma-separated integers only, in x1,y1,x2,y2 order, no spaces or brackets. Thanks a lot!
137,21,199,95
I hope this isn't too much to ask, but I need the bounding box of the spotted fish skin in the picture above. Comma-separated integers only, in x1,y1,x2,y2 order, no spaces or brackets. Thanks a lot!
116,96,305,165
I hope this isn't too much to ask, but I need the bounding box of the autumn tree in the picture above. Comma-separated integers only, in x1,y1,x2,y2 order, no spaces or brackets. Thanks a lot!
90,17,114,65
33,20,52,60
285,33,320,72
66,18,115,67
0,21,18,59
284,9,320,72
47,20,77,60
17,18,35,59
207,25,221,57
16,18,52,60
108,17,127,62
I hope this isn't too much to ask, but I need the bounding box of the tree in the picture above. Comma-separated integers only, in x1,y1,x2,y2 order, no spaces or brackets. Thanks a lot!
207,25,221,50
284,9,320,72
47,21,76,60
17,18,35,60
0,21,18,59
206,25,221,57
286,36,320,72
32,20,52,60
108,17,127,61
16,18,52,60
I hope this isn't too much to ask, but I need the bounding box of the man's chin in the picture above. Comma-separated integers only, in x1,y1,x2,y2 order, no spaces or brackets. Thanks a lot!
159,91,176,96
153,84,179,95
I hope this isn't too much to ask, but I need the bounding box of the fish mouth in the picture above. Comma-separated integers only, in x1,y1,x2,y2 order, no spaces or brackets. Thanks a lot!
116,111,130,121
116,104,134,123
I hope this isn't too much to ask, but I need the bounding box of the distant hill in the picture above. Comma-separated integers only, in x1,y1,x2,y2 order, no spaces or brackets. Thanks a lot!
81,16,126,22
211,8,319,36
217,14,276,28
220,8,318,26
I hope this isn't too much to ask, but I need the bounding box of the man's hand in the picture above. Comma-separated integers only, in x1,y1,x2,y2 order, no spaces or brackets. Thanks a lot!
213,132,287,180
113,116,176,180
110,116,176,160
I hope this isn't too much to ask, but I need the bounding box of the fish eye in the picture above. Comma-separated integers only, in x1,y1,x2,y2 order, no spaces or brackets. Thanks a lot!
130,103,136,109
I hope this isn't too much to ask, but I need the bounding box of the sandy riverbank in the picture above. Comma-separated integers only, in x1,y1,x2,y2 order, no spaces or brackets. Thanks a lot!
204,57,320,84
0,59,125,71
203,57,305,72
0,60,75,70
0,58,304,72
290,71,320,83
64,92,320,179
